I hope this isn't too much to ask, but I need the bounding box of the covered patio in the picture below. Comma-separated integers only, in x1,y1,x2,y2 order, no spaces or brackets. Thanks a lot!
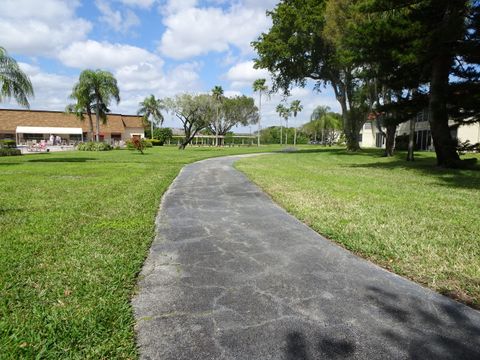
16,126,84,146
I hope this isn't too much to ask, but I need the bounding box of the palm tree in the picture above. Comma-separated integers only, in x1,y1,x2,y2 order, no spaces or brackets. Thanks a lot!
138,95,165,139
0,47,34,107
73,70,120,142
253,79,268,146
211,85,224,146
290,100,303,146
276,104,286,145
310,105,330,144
67,84,95,141
276,103,291,145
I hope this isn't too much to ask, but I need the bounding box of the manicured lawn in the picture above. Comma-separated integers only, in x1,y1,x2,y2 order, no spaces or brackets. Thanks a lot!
236,148,480,309
0,145,283,359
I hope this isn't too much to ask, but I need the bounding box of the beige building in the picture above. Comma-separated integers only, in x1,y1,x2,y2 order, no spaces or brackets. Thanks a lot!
0,108,145,144
360,110,480,150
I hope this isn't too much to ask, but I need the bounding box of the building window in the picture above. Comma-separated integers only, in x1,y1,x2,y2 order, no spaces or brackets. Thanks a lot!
358,133,363,142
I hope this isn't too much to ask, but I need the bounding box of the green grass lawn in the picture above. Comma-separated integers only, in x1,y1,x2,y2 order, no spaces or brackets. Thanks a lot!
0,145,283,359
236,148,480,309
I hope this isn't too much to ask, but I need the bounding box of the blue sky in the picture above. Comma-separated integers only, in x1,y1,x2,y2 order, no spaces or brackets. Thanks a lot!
0,0,339,131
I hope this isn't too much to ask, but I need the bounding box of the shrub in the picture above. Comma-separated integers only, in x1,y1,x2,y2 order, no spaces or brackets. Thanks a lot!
153,128,173,145
144,140,153,148
126,138,147,154
0,148,21,156
0,140,16,148
146,139,163,146
77,142,112,151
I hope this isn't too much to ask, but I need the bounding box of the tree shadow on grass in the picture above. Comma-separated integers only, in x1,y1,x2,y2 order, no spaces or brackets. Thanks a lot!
0,208,25,215
346,158,480,190
27,157,97,163
280,147,392,158
0,162,20,166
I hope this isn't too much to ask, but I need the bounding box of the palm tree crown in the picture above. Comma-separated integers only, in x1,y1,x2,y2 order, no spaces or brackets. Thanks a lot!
290,100,303,117
0,47,34,108
138,95,165,139
73,69,120,142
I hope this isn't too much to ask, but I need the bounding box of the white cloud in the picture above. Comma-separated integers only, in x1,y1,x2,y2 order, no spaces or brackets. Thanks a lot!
118,0,156,8
159,3,271,59
58,40,160,70
225,61,270,89
0,0,91,57
159,0,198,15
96,0,140,33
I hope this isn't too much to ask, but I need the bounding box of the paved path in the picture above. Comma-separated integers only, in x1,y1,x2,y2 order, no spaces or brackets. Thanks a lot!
133,155,480,360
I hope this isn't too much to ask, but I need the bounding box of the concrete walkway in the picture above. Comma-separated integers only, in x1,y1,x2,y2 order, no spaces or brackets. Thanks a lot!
133,155,480,360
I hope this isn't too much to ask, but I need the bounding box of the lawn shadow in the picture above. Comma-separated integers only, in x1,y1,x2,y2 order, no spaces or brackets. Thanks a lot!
28,157,97,163
280,147,390,158
0,162,20,166
0,208,26,215
346,157,480,190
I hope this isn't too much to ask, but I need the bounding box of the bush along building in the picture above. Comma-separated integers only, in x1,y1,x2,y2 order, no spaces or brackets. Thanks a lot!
0,108,145,145
359,110,480,152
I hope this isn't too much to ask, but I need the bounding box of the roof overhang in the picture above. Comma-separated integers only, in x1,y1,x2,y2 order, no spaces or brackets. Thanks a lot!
16,126,83,135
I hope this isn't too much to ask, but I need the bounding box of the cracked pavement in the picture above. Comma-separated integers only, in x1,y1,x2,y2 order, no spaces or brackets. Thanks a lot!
133,154,480,359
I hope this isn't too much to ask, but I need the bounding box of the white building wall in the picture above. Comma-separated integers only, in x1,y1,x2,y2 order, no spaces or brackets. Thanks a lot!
457,123,480,144
359,122,377,148
124,127,145,139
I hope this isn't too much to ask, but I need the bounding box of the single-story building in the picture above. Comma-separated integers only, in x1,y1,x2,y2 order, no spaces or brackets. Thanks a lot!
0,108,145,145
360,110,480,150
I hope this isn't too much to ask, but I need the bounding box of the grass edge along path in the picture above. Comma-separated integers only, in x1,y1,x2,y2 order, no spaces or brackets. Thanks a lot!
236,148,480,310
0,145,284,359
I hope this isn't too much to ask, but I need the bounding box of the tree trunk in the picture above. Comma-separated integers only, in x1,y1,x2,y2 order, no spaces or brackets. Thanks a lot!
87,110,94,141
384,124,396,157
294,127,297,146
257,93,262,146
429,55,460,167
95,101,100,142
428,1,465,168
407,118,415,161
280,125,283,145
342,104,360,152
285,119,288,145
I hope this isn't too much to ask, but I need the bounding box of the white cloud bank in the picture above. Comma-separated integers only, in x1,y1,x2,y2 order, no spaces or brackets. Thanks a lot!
0,0,91,56
158,1,273,59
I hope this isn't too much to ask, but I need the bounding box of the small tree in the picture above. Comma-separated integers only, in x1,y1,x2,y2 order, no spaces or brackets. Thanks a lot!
131,137,146,154
209,95,259,146
164,94,214,150
153,128,173,145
